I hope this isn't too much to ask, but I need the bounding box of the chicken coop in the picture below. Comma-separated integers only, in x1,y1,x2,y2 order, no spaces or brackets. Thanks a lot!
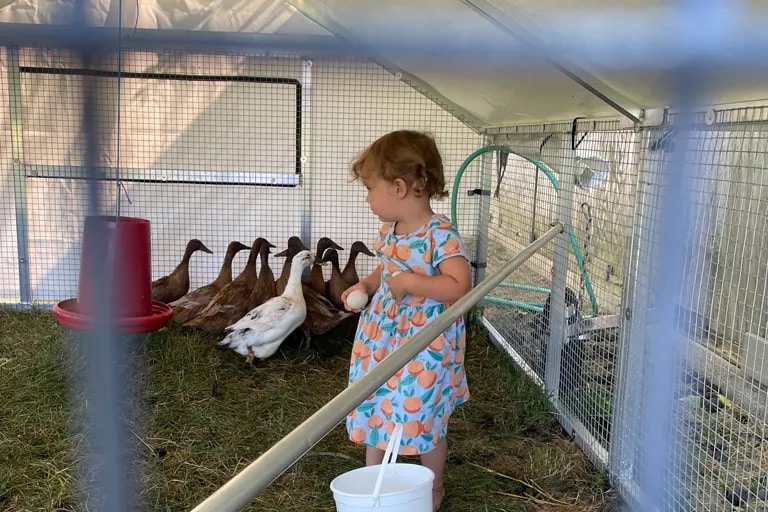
2,1,768,511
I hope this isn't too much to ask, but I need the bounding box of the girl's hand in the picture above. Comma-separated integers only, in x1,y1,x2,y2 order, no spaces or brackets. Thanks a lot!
386,271,413,302
341,282,370,312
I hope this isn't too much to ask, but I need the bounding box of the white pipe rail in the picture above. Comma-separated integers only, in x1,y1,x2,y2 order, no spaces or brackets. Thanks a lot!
191,222,564,512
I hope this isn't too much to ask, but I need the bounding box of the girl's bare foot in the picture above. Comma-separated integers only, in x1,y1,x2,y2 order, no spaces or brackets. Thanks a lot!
432,485,445,511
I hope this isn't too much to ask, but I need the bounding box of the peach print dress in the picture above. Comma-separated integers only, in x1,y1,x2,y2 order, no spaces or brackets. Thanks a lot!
346,213,470,455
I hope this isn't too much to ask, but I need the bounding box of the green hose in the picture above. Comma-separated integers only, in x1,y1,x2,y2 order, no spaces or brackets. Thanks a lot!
498,282,551,294
452,144,599,317
482,296,545,313
567,226,599,316
451,145,559,223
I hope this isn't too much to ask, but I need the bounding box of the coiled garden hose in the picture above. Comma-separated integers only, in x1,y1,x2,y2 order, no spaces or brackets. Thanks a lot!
451,144,599,317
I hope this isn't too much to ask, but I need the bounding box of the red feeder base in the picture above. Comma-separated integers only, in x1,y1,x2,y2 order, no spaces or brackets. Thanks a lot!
53,298,173,334
53,215,172,334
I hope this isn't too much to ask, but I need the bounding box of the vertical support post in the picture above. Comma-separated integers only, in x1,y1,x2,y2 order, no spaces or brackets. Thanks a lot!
299,59,312,247
7,47,32,306
609,128,664,506
472,133,493,287
544,133,575,399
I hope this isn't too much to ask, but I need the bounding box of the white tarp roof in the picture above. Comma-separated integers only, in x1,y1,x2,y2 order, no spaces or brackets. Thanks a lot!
2,0,768,127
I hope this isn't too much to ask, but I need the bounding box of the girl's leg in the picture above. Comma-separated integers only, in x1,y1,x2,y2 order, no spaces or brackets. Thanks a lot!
366,445,385,466
420,439,448,511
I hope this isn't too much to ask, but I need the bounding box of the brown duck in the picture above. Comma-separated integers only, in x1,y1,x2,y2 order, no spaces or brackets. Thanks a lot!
183,238,274,332
307,237,343,295
275,236,310,295
169,241,249,325
246,238,277,310
151,239,213,304
300,286,354,350
273,237,352,349
320,248,347,310
341,241,376,287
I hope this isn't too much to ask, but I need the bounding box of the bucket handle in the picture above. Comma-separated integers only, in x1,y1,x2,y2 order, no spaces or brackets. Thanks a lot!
371,422,404,506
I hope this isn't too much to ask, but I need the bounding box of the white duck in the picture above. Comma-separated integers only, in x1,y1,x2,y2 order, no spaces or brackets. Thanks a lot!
216,249,313,364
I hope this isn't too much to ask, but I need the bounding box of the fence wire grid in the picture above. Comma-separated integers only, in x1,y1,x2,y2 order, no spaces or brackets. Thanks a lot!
2,15,768,512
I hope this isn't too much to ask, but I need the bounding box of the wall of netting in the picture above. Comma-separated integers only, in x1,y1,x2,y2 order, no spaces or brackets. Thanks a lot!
0,45,484,308
478,107,768,511
4,40,768,512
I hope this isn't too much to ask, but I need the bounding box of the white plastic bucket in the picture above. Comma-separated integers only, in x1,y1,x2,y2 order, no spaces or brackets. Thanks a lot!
330,424,434,511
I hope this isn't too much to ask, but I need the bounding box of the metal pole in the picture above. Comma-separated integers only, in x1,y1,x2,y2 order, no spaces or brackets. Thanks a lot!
7,47,32,306
544,134,575,400
472,133,494,287
299,59,313,247
609,128,663,507
191,222,564,512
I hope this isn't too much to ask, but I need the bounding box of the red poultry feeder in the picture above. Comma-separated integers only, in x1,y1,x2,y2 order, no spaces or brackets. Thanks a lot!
53,215,172,334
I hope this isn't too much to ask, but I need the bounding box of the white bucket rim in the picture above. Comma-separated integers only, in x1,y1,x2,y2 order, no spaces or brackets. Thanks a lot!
330,463,434,499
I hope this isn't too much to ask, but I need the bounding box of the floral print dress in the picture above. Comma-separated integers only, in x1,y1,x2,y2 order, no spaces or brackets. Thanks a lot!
346,213,470,455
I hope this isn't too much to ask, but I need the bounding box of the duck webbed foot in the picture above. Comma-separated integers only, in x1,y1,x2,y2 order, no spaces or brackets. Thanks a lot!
300,326,312,351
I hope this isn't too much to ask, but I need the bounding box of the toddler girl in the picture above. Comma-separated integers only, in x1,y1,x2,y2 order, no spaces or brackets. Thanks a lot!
341,130,472,511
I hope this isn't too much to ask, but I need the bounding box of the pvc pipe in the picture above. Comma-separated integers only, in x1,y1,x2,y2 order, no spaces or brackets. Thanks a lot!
190,223,564,512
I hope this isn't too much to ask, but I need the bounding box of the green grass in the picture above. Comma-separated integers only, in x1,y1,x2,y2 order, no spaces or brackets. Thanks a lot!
0,309,610,511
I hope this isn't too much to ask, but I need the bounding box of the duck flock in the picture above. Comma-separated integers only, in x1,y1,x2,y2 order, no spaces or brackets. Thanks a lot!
149,237,375,364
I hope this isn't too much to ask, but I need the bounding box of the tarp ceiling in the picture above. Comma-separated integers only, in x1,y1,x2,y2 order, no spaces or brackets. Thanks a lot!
2,0,767,128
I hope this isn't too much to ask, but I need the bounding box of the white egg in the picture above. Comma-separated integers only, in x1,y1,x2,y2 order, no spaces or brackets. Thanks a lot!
346,289,369,310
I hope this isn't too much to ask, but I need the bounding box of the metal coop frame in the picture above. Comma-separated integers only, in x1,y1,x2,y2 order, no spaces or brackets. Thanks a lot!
2,2,768,511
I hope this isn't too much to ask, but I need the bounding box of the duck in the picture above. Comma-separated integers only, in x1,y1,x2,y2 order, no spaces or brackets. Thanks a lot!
275,236,310,295
320,248,347,310
300,285,354,349
307,237,343,295
169,240,249,325
273,236,352,349
246,238,277,310
341,241,376,287
183,238,274,332
151,239,213,304
217,250,314,364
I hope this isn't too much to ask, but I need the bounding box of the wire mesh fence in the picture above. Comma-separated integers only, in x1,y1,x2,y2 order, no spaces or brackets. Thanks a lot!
478,123,640,472
3,18,768,512
613,108,768,511
0,47,482,308
477,107,768,512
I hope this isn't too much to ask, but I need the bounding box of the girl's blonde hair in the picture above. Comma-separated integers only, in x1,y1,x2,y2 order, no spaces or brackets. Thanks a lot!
351,130,449,199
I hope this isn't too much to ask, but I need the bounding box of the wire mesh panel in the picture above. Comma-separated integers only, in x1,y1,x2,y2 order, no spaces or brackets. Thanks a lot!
306,57,483,284
481,135,561,379
609,107,768,511
4,22,768,512
675,108,767,511
0,47,481,308
480,123,640,471
562,127,641,459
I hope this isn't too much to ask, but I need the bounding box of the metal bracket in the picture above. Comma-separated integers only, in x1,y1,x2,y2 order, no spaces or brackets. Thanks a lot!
467,188,490,196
